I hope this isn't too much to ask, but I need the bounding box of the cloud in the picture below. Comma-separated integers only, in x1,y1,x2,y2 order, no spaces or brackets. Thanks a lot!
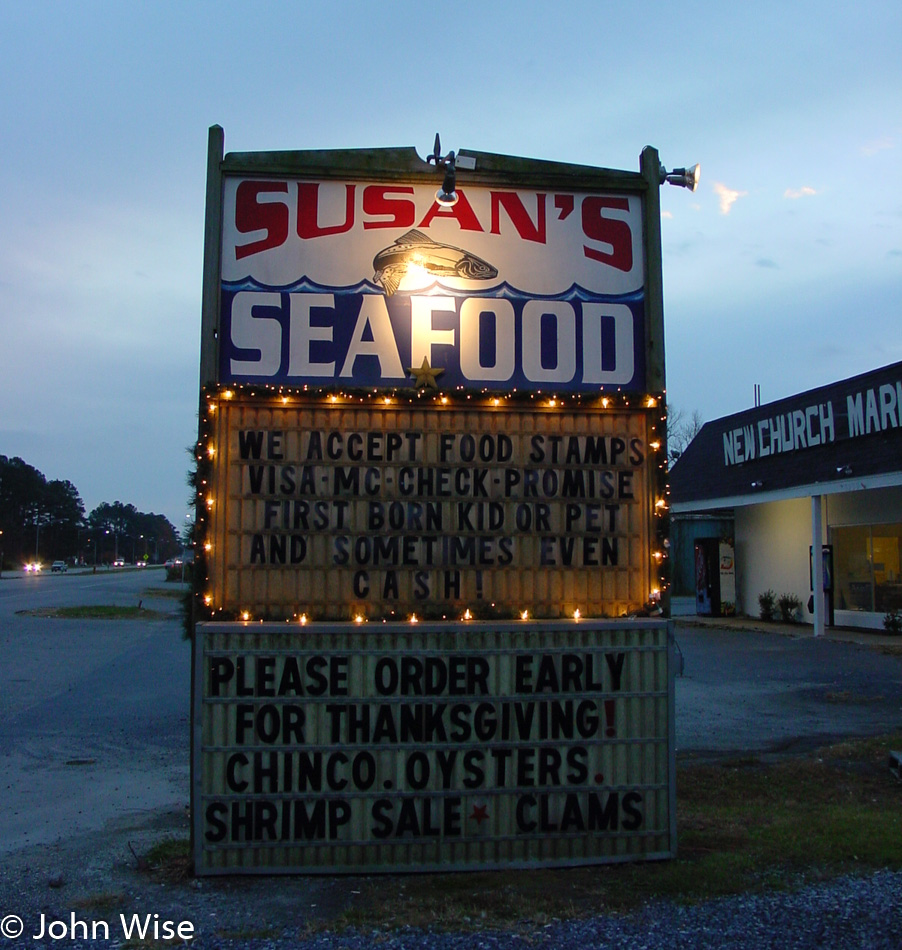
861,137,893,157
661,210,673,219
784,186,817,199
713,182,747,215
756,258,779,269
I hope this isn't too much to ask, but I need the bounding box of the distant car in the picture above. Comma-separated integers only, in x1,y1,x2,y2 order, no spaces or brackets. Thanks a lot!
135,561,147,568
113,557,126,567
164,557,183,569
51,561,68,573
24,562,42,572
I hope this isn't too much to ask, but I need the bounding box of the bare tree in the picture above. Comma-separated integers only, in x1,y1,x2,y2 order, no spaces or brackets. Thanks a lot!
666,405,704,464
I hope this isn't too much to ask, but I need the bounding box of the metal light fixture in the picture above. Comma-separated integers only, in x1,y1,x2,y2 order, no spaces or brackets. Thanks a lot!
427,133,458,206
660,163,701,192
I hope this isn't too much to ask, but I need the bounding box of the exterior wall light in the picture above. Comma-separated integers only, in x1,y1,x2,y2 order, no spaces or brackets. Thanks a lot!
660,163,701,192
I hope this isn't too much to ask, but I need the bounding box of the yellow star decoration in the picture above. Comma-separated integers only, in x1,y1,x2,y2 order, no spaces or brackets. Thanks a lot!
408,356,445,390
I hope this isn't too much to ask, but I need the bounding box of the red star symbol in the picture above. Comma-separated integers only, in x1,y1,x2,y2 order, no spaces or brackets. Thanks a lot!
469,803,490,825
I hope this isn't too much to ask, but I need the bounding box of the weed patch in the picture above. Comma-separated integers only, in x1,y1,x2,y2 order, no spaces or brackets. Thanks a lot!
141,837,191,883
71,892,127,913
141,587,185,601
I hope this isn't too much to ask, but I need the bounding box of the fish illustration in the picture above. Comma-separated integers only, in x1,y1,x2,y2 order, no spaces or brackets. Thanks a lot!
372,229,498,296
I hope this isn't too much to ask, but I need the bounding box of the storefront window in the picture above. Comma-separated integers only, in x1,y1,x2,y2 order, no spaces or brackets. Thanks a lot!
832,523,902,613
872,527,902,612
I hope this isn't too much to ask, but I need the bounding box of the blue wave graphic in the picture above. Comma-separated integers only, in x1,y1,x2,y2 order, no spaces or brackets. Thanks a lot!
222,277,642,304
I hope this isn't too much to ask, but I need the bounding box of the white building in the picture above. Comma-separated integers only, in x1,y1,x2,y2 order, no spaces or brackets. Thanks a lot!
670,361,902,631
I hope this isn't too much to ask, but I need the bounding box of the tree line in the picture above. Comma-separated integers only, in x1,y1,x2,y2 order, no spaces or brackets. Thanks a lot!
0,454,181,568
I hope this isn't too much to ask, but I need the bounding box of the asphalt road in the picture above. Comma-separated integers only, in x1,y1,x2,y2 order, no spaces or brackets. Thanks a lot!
0,568,190,853
1,571,902,857
673,622,902,757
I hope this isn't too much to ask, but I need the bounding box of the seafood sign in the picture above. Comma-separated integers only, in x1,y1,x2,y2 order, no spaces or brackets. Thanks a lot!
373,230,498,296
219,178,647,392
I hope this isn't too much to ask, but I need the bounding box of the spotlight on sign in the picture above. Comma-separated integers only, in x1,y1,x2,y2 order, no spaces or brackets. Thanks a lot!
427,132,459,207
660,163,701,192
437,161,457,207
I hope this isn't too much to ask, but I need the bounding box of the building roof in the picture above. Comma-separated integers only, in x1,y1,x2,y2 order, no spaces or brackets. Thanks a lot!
670,361,902,511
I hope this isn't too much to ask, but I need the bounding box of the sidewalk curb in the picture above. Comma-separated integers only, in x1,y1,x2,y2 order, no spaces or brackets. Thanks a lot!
674,615,902,651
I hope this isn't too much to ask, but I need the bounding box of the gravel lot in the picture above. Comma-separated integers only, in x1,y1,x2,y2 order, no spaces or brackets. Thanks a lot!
3,853,901,949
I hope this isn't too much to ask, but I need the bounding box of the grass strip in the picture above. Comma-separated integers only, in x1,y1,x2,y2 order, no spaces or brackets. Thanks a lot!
339,732,902,930
20,605,165,620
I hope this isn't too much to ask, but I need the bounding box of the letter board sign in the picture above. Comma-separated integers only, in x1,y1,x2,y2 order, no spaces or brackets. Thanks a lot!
200,392,665,621
193,620,675,875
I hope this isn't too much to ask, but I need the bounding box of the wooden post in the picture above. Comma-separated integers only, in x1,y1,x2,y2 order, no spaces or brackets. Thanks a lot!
199,125,224,389
640,146,665,396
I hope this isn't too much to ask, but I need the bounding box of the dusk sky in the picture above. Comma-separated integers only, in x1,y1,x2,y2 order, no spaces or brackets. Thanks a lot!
1,0,899,529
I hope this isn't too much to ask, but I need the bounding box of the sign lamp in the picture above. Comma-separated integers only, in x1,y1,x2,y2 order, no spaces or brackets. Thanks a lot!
660,163,701,191
427,132,458,206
